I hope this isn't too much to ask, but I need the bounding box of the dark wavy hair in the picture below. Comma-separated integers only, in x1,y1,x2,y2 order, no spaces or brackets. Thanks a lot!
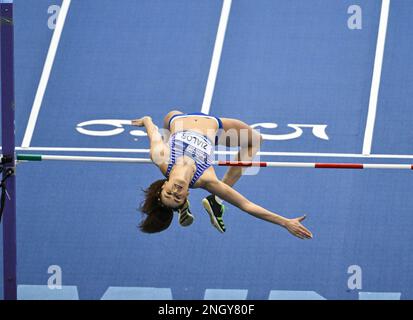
138,179,174,233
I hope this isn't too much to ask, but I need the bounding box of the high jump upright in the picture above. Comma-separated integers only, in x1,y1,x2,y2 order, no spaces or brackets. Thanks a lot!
1,0,17,300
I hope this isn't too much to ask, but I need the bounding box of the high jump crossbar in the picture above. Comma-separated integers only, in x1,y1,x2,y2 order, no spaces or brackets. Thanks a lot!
15,154,413,170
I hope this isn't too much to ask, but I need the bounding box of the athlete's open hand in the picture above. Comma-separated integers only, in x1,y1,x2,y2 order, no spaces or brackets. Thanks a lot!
285,215,313,239
131,116,151,127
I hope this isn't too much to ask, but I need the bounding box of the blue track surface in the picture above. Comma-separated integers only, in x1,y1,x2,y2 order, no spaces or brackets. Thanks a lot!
1,0,413,299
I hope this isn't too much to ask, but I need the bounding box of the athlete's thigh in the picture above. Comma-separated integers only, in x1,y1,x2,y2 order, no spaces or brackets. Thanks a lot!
218,118,259,147
163,110,183,129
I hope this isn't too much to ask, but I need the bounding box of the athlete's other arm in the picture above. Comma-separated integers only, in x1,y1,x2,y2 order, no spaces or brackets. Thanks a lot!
204,179,313,239
131,116,168,168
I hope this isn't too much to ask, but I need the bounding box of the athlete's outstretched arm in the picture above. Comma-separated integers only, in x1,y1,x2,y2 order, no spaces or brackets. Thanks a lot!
204,180,312,239
132,116,168,167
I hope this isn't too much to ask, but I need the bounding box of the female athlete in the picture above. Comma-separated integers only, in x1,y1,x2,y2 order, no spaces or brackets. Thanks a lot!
132,111,312,240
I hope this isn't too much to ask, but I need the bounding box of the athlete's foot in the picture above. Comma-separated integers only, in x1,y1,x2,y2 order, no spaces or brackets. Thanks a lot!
202,195,226,233
178,199,194,227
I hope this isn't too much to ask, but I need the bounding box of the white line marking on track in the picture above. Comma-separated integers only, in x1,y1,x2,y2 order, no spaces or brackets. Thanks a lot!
362,0,390,155
21,0,71,148
201,0,232,115
17,147,151,153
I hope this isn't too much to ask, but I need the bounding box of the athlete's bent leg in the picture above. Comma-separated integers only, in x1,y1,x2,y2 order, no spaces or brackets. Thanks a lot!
163,110,183,130
218,118,263,187
203,117,263,233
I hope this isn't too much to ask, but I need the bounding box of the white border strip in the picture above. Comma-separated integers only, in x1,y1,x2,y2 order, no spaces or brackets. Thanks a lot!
362,0,390,155
9,147,413,159
21,0,71,148
201,0,232,114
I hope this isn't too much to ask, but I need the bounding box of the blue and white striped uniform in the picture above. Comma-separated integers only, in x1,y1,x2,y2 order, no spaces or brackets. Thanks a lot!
168,112,223,145
166,131,214,187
